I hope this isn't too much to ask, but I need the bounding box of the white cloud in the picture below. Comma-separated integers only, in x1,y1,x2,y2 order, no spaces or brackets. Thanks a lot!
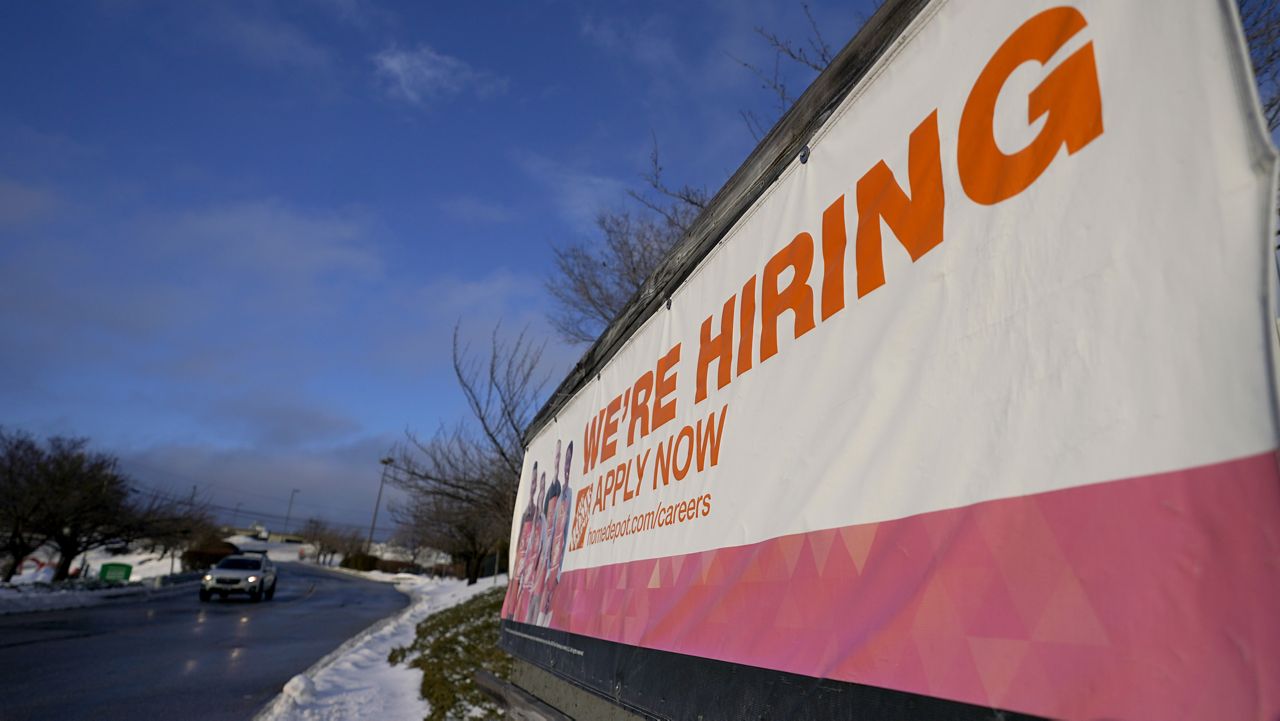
157,199,382,284
516,153,628,235
307,0,392,30
580,15,682,74
212,12,332,71
373,45,507,106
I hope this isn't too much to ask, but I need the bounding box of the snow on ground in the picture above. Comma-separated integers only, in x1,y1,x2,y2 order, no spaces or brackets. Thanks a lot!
8,530,290,586
2,536,303,613
8,544,178,584
7,535,429,586
81,547,178,580
321,567,422,584
367,541,450,567
3,541,201,614
224,535,316,561
7,555,57,584
256,573,509,721
1,535,443,619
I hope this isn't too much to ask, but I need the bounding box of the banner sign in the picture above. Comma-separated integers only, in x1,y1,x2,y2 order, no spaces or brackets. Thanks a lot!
502,1,1280,719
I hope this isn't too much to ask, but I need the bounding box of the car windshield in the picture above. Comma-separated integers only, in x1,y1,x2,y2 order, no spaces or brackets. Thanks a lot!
216,558,262,570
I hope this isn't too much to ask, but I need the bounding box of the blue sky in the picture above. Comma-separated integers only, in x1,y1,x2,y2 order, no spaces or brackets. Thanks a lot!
0,0,873,534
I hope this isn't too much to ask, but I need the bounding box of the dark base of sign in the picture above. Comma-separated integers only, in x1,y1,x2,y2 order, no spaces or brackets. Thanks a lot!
500,620,1045,721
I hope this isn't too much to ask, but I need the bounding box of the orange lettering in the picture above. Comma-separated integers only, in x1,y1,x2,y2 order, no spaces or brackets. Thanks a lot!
673,425,695,481
653,435,673,489
695,404,728,472
760,233,816,361
695,296,735,404
958,6,1103,205
821,195,849,320
652,343,681,431
737,275,756,377
627,371,653,445
855,110,944,298
582,410,605,475
600,394,622,463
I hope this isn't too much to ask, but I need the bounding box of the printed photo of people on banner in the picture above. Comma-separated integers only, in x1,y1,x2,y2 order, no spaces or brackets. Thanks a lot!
506,439,574,625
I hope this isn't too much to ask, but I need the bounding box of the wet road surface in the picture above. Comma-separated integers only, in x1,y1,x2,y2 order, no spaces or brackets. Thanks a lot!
0,562,407,721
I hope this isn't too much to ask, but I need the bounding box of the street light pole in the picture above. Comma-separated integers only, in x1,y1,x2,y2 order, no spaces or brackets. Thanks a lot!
367,457,393,554
284,488,300,537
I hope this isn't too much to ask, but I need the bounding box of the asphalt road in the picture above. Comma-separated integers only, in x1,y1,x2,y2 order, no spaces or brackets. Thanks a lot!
0,562,408,721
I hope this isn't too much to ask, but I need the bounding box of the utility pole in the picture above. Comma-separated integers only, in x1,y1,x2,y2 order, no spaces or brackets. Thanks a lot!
284,489,300,537
367,457,393,554
231,502,242,529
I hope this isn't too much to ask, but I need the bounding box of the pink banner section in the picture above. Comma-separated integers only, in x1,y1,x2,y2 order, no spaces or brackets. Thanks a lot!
528,452,1280,720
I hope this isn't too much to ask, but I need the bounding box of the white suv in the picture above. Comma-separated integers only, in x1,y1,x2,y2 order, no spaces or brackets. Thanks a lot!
199,553,277,602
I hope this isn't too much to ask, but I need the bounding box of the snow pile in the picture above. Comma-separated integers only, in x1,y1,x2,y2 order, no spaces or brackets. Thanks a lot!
82,547,178,580
7,558,55,584
255,574,508,721
224,535,316,560
3,540,200,614
319,567,427,584
2,535,307,613
2,534,310,612
8,544,178,585
366,541,450,567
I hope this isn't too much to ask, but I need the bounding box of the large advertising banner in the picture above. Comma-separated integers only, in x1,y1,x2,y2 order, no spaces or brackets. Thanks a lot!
502,1,1280,719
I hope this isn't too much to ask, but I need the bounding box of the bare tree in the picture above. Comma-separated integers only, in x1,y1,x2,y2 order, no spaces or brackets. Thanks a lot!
548,206,697,344
629,138,710,221
25,436,194,581
727,1,879,142
336,528,367,562
142,493,215,566
391,492,500,582
728,2,838,118
0,433,198,582
389,497,438,566
389,325,547,584
548,5,865,347
547,137,709,345
1240,0,1280,133
38,438,134,581
0,429,44,582
300,518,343,565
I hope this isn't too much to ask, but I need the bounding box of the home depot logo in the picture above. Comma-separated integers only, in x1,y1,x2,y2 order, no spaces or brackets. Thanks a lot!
569,484,593,552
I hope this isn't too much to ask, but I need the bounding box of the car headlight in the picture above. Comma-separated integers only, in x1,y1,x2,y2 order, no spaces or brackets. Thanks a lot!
203,574,212,581
247,576,258,583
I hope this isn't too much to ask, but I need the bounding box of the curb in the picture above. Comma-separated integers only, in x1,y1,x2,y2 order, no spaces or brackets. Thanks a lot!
251,577,421,720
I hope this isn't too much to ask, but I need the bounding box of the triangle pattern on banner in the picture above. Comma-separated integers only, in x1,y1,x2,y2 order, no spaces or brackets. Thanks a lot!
839,522,879,574
967,636,1032,709
1031,572,1110,646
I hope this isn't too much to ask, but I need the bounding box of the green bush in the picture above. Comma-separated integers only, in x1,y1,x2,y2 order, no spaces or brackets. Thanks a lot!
340,552,378,571
389,585,512,720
